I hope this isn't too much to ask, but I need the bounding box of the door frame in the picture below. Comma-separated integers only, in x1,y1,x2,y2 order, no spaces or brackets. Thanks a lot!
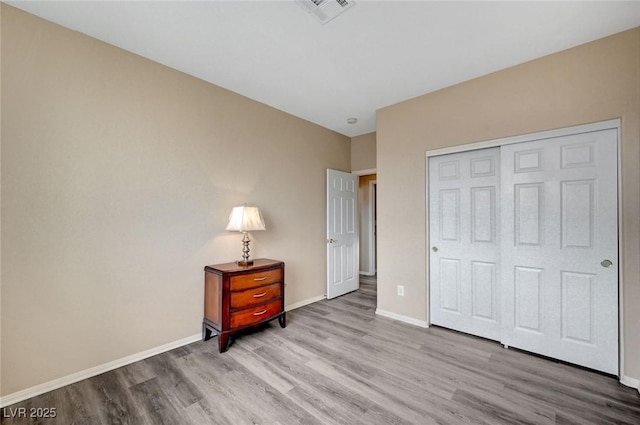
424,119,624,378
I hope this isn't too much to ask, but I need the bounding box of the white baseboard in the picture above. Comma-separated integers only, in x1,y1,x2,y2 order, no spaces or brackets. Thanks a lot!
286,295,325,311
0,333,202,408
375,308,429,328
359,271,375,276
620,375,640,393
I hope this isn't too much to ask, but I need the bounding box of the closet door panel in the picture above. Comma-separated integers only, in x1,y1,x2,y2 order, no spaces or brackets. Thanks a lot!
500,129,618,374
429,148,501,341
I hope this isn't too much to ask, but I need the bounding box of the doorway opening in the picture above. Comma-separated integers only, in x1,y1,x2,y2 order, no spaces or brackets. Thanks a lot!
358,174,377,278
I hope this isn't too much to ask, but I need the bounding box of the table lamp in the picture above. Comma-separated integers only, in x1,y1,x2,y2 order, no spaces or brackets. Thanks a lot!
225,205,266,266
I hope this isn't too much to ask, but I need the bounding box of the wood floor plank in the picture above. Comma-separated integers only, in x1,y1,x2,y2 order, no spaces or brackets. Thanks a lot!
145,354,203,409
117,358,157,389
252,343,374,416
304,357,443,425
53,380,99,425
225,345,296,395
452,389,553,425
89,371,146,425
3,275,639,425
178,354,265,425
214,367,324,425
128,378,187,425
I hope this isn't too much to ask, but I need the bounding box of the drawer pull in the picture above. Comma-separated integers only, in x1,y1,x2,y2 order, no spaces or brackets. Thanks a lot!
253,292,268,298
253,310,267,316
253,277,267,281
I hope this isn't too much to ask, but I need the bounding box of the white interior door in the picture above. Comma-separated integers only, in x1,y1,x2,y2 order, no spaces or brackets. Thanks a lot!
327,169,359,299
500,129,618,374
429,148,501,341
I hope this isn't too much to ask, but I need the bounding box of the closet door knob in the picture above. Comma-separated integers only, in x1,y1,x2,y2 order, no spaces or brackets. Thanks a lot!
601,259,613,268
432,246,438,252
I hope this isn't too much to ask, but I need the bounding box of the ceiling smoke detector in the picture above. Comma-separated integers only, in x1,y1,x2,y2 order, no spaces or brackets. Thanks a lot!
297,0,356,25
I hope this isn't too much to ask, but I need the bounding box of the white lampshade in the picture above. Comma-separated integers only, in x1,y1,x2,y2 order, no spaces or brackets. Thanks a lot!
225,206,266,232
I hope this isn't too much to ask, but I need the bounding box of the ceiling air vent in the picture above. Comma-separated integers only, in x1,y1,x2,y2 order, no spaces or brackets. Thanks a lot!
297,0,356,25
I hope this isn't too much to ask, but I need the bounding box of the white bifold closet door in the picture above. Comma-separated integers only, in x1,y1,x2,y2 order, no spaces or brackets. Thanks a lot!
429,128,618,374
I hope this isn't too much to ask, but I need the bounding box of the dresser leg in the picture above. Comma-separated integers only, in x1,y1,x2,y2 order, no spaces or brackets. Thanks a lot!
278,312,287,328
202,323,214,341
218,333,230,353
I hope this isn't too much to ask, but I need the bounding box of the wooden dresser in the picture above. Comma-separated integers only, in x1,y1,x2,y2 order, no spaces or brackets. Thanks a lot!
203,259,285,352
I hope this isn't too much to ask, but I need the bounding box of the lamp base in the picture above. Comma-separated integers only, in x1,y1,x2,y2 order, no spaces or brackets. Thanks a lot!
236,232,254,267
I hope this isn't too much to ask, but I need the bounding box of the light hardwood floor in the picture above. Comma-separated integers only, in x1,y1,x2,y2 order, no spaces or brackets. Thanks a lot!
3,275,639,424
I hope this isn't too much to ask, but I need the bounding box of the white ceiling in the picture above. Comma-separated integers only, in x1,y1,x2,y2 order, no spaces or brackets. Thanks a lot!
7,1,640,137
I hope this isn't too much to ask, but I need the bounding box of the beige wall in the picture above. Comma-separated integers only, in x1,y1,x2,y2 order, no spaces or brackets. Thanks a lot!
351,132,376,171
0,5,350,396
377,28,640,380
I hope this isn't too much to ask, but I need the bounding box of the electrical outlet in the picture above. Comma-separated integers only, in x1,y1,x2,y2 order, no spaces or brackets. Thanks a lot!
397,285,405,296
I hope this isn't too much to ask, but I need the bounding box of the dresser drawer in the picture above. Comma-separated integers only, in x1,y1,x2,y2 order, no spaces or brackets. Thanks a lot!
230,283,281,308
230,300,282,328
230,268,282,291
